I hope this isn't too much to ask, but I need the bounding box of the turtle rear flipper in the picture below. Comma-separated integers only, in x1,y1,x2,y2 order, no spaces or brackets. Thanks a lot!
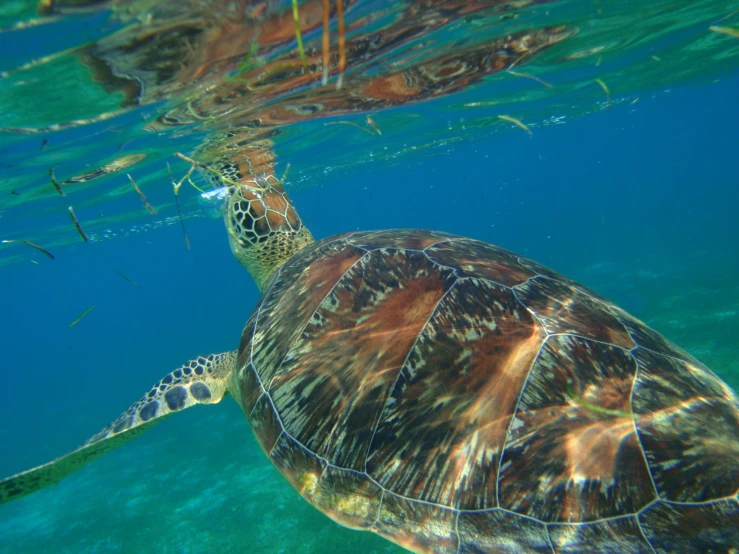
0,351,236,505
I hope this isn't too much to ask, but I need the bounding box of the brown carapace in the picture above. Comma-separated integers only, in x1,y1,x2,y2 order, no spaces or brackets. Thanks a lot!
233,218,739,553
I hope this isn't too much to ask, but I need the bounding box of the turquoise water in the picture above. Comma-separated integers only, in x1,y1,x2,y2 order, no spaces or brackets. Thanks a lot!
1,1,739,552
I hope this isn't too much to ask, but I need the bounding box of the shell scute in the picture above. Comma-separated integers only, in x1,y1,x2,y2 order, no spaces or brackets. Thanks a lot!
517,257,589,293
632,348,739,502
310,467,383,530
249,389,282,456
373,493,458,554
366,277,545,510
516,277,636,349
268,248,456,470
498,335,655,522
269,433,326,500
612,307,694,362
239,361,263,415
547,516,653,553
632,348,734,409
457,510,550,553
236,306,261,381
426,239,538,286
250,237,364,387
346,228,454,251
638,499,739,553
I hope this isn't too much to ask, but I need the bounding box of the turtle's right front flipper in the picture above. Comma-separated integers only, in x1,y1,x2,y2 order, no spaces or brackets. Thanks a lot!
0,351,236,505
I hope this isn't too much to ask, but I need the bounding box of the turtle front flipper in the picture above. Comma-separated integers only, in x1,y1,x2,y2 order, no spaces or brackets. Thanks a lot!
0,351,237,505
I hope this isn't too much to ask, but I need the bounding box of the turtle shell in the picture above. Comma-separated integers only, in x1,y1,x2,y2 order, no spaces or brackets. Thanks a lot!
236,229,739,553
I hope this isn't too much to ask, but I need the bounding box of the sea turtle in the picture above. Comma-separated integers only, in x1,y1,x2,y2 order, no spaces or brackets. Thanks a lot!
2,175,739,553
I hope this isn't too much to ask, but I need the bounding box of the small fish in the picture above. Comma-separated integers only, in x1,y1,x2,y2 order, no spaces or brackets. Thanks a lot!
168,162,191,250
280,163,291,183
49,167,64,196
64,153,147,184
117,270,143,289
595,78,611,109
0,108,128,135
117,138,135,152
1,239,54,260
30,260,39,265
68,206,88,242
507,70,553,88
325,121,376,135
68,305,94,328
128,174,157,215
464,101,500,107
497,115,532,135
710,25,739,38
10,189,19,195
562,46,604,60
366,115,382,135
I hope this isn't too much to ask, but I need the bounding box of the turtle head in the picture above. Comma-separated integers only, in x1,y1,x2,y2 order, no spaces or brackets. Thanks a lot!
223,178,314,292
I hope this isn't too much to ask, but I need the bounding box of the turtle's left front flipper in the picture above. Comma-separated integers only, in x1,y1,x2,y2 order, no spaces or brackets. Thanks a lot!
0,351,237,505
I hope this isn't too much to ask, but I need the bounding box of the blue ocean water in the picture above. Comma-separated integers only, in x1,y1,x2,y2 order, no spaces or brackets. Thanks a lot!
0,3,738,552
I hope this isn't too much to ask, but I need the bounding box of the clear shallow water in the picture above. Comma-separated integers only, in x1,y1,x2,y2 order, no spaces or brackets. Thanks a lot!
0,1,738,552
1,0,738,256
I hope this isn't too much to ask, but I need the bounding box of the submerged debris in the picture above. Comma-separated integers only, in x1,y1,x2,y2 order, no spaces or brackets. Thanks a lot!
595,78,612,109
710,25,739,38
565,379,633,419
366,115,382,135
67,206,88,242
322,0,330,85
1,239,54,260
280,163,291,183
325,120,377,135
507,70,553,88
68,305,94,328
336,0,346,89
117,270,143,289
128,174,157,215
497,114,532,135
64,153,147,185
291,0,308,73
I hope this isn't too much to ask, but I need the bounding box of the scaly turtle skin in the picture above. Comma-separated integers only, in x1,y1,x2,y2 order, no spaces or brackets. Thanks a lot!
1,178,738,553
